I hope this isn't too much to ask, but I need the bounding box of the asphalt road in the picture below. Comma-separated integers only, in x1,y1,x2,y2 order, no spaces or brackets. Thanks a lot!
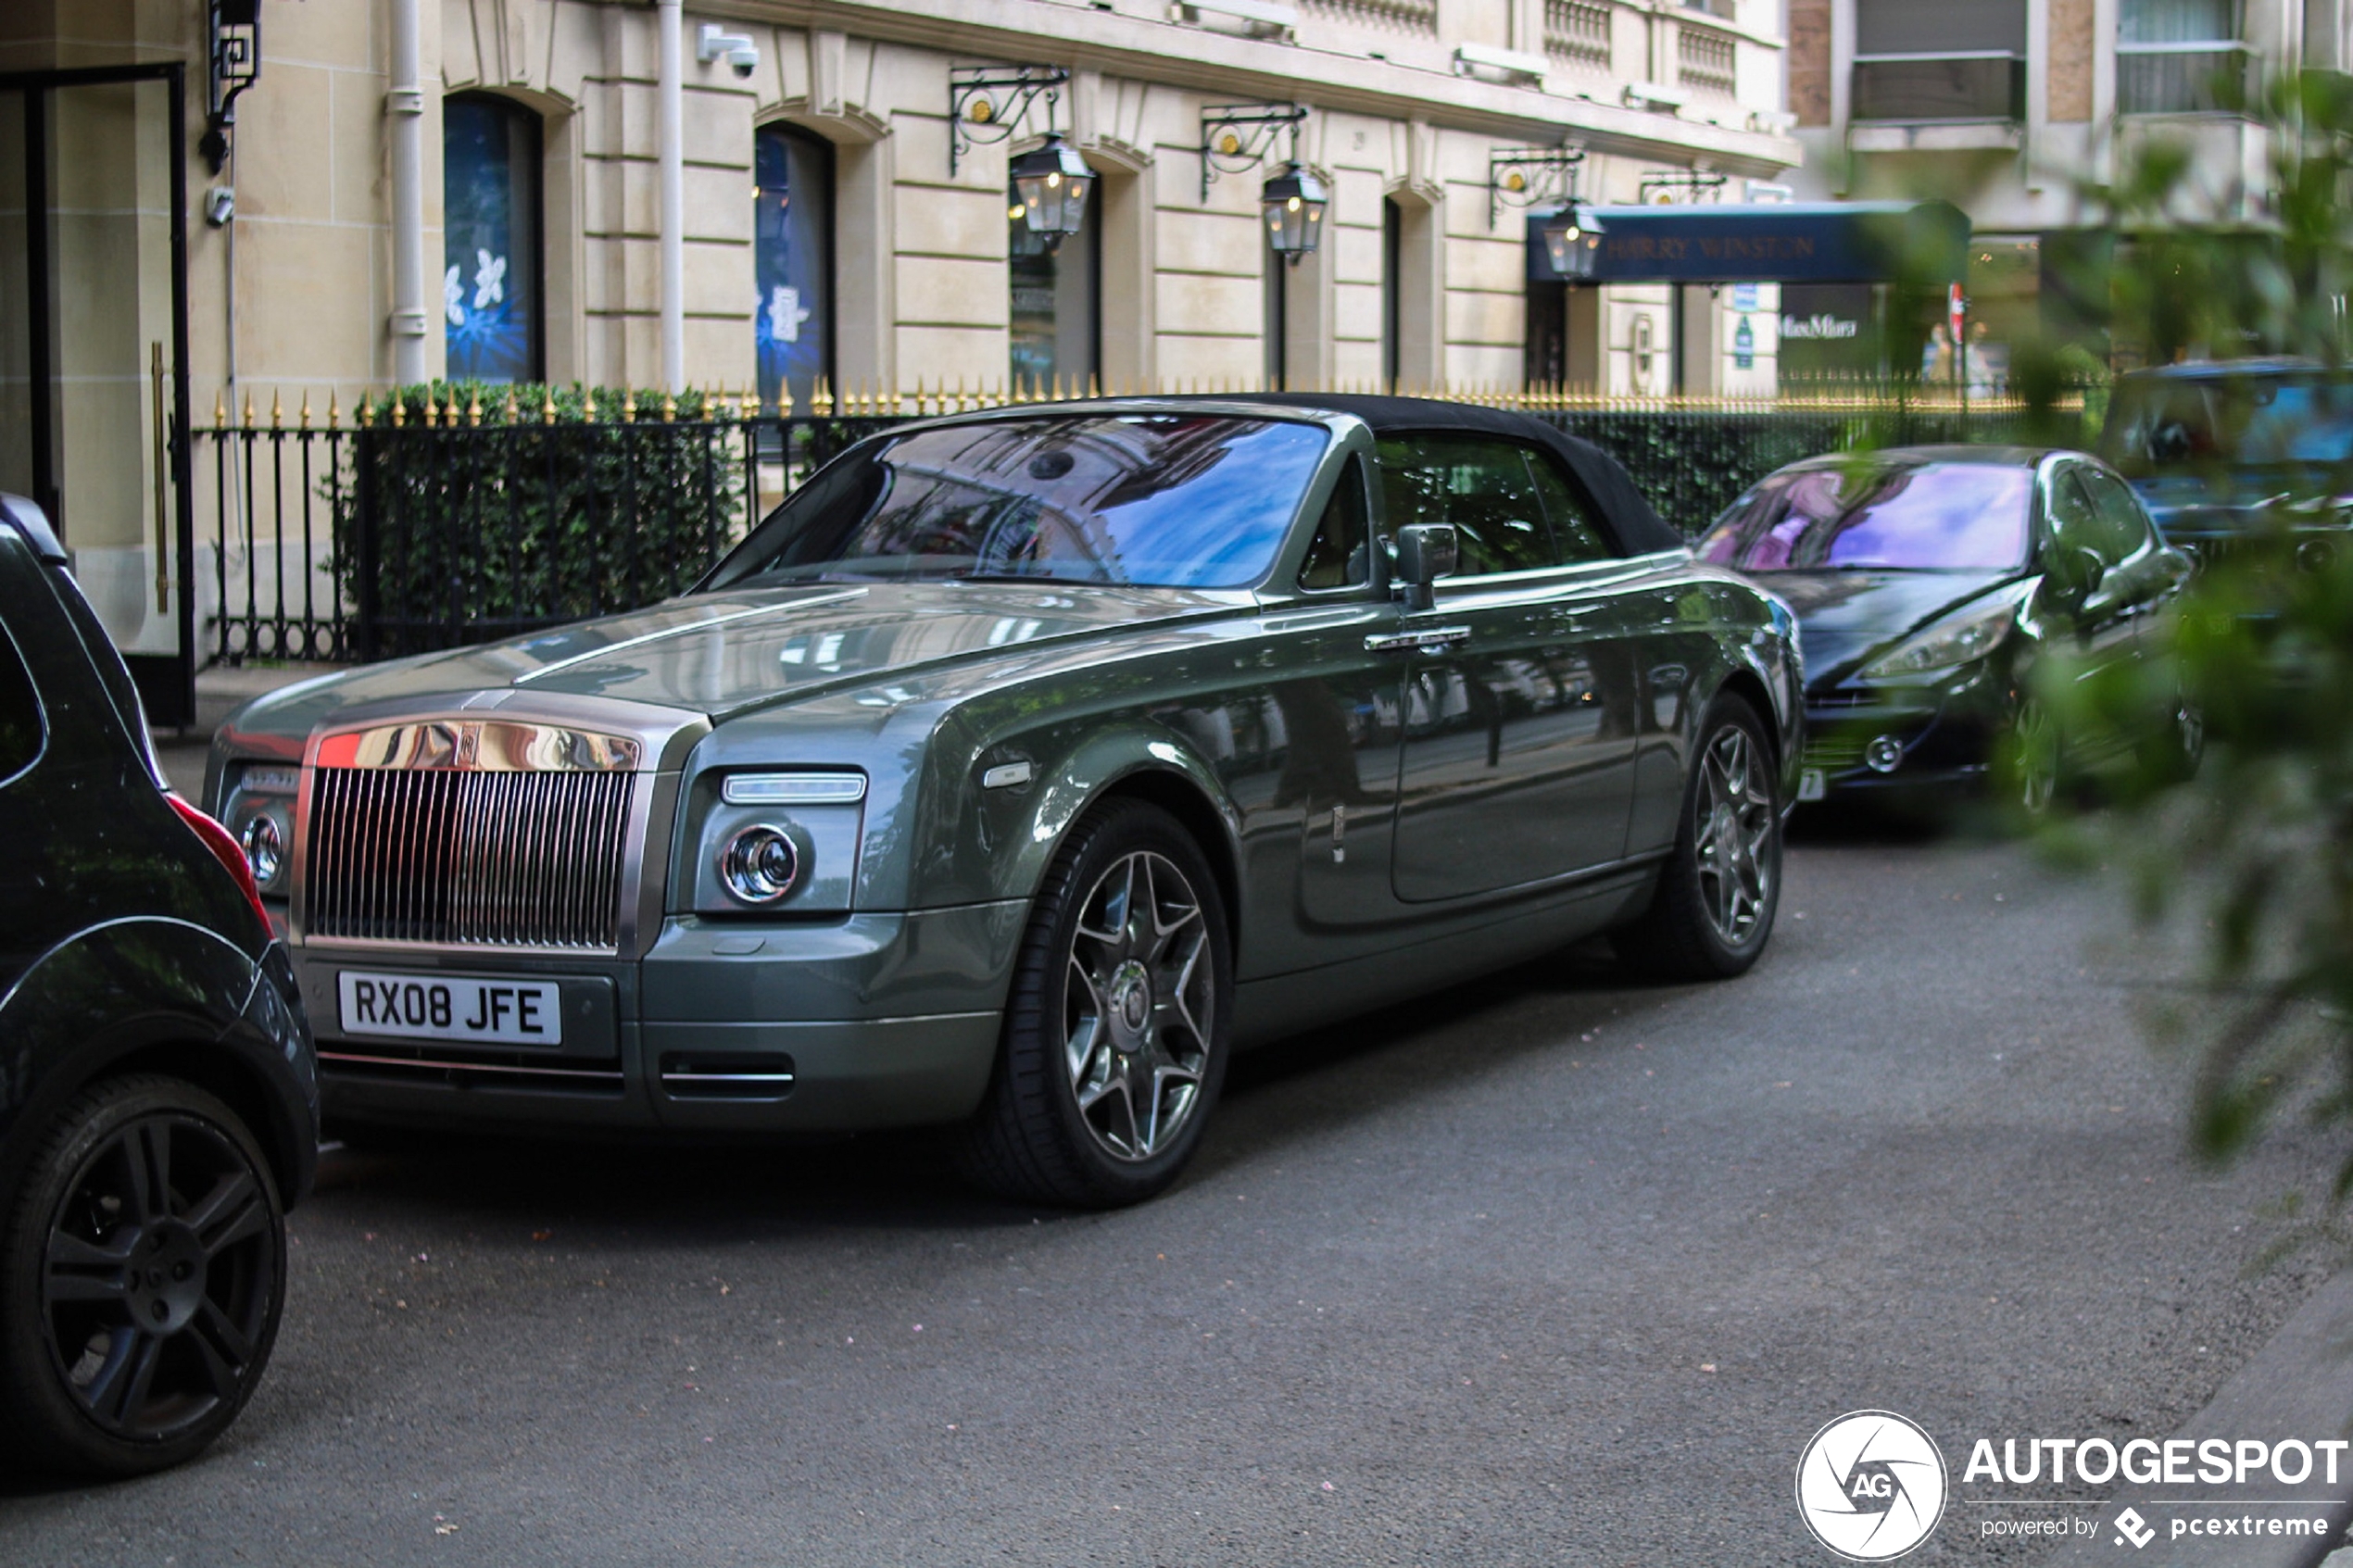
0,828,2338,1566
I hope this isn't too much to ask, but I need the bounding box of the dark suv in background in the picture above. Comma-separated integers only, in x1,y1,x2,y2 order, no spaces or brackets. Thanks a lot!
2101,358,2353,568
0,495,315,1477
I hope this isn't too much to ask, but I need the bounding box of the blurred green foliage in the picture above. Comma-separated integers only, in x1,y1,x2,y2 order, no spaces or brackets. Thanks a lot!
2024,70,2353,1207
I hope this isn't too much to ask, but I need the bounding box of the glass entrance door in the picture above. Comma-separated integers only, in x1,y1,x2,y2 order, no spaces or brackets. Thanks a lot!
0,66,195,725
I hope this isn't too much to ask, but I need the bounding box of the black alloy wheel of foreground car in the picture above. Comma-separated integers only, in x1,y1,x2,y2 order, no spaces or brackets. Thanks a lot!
960,800,1235,1209
1,1076,285,1473
1613,696,1782,980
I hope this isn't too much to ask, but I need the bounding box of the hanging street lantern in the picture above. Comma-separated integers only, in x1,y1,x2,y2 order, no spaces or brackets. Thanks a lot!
1009,133,1095,249
1541,205,1603,280
1260,161,1327,264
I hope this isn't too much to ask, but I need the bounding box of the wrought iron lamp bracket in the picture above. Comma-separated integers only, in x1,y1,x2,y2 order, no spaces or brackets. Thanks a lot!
1199,103,1308,203
950,64,1070,176
201,0,261,174
1636,169,1730,205
1487,145,1585,229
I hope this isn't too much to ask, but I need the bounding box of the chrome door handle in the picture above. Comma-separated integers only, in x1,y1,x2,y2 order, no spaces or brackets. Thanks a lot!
1366,626,1471,654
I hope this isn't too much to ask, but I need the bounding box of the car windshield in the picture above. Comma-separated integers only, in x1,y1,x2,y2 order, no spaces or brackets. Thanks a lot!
701,413,1329,592
1696,462,2033,571
2099,373,2353,477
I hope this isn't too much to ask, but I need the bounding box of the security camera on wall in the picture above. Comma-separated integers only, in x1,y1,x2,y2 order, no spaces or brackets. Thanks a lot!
698,23,759,80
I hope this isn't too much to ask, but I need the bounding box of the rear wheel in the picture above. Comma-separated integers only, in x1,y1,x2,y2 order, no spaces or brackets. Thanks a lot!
957,799,1231,1209
0,1074,286,1477
1613,696,1781,981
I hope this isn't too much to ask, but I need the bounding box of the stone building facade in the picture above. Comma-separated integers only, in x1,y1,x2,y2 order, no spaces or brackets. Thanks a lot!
1780,0,2349,380
3,0,1796,656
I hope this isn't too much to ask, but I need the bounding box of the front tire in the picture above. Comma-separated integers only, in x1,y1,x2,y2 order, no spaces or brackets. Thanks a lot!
0,1074,287,1478
957,799,1232,1210
2010,696,2061,817
1612,696,1782,981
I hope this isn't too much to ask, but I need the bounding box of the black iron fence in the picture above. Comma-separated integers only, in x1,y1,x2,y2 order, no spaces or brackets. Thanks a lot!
191,383,2084,668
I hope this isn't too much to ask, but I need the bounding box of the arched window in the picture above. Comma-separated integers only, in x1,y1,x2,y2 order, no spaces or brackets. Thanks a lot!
1009,193,1098,395
442,93,543,383
755,125,834,413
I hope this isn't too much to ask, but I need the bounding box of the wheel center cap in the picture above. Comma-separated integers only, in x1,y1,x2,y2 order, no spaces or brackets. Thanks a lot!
1107,959,1152,1048
123,1222,207,1334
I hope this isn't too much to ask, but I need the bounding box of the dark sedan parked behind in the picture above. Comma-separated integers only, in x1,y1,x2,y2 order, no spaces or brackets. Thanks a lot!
213,396,1801,1209
1699,445,2196,812
0,495,316,1478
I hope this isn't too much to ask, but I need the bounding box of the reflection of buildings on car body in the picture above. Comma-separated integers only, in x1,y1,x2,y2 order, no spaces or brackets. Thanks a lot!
3,1,1804,661
1777,0,2346,383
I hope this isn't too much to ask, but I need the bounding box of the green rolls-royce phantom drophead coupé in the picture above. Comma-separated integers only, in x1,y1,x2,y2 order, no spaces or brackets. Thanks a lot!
208,396,1802,1207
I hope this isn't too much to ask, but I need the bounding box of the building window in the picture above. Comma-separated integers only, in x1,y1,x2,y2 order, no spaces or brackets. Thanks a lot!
756,125,834,413
1009,196,1098,396
442,94,543,383
1851,0,2026,120
2118,0,2247,113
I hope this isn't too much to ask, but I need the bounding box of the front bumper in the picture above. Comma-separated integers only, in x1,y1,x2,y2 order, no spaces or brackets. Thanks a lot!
1796,671,2008,803
294,901,1026,1135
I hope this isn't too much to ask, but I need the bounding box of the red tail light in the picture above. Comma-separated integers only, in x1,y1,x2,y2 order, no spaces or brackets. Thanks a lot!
169,793,271,933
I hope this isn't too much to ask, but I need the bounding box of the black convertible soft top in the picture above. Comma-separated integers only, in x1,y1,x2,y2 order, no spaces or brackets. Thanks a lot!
1202,393,1686,558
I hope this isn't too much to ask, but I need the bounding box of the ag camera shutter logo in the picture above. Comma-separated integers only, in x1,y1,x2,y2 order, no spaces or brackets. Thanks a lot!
1796,1411,1949,1561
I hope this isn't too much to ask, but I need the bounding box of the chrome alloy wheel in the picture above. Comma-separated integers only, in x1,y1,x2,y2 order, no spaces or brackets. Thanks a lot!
40,1111,278,1443
1063,849,1214,1161
2013,697,2058,816
1693,725,1775,946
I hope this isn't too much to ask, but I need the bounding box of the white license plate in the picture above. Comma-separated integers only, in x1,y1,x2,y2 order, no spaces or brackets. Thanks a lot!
1798,768,1828,802
337,972,563,1046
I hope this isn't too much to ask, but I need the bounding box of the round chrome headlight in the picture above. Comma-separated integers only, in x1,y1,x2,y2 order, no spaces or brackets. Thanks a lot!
718,824,799,905
238,811,283,890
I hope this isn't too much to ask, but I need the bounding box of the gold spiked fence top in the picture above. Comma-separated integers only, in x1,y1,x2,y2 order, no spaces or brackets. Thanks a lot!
210,371,2076,431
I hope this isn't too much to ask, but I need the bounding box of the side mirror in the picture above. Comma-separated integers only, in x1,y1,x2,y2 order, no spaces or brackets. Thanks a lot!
2042,542,2106,617
1393,523,1458,613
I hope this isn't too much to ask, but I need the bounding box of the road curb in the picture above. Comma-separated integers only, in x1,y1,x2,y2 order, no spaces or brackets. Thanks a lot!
2042,1268,2353,1566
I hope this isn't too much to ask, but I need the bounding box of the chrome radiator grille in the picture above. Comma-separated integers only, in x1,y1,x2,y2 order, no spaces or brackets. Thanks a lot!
306,767,637,949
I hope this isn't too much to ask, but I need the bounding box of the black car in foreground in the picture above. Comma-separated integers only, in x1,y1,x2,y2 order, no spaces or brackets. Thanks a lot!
2101,358,2353,571
0,495,316,1477
1699,445,2195,812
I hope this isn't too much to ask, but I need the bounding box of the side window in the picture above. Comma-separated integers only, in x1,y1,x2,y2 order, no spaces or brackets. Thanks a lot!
2082,469,2153,564
0,619,46,784
1373,436,1557,577
2045,469,2102,555
1298,457,1372,591
1521,452,1617,565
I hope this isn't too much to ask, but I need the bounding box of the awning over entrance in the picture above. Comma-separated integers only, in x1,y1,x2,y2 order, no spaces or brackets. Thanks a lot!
1526,199,1970,285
